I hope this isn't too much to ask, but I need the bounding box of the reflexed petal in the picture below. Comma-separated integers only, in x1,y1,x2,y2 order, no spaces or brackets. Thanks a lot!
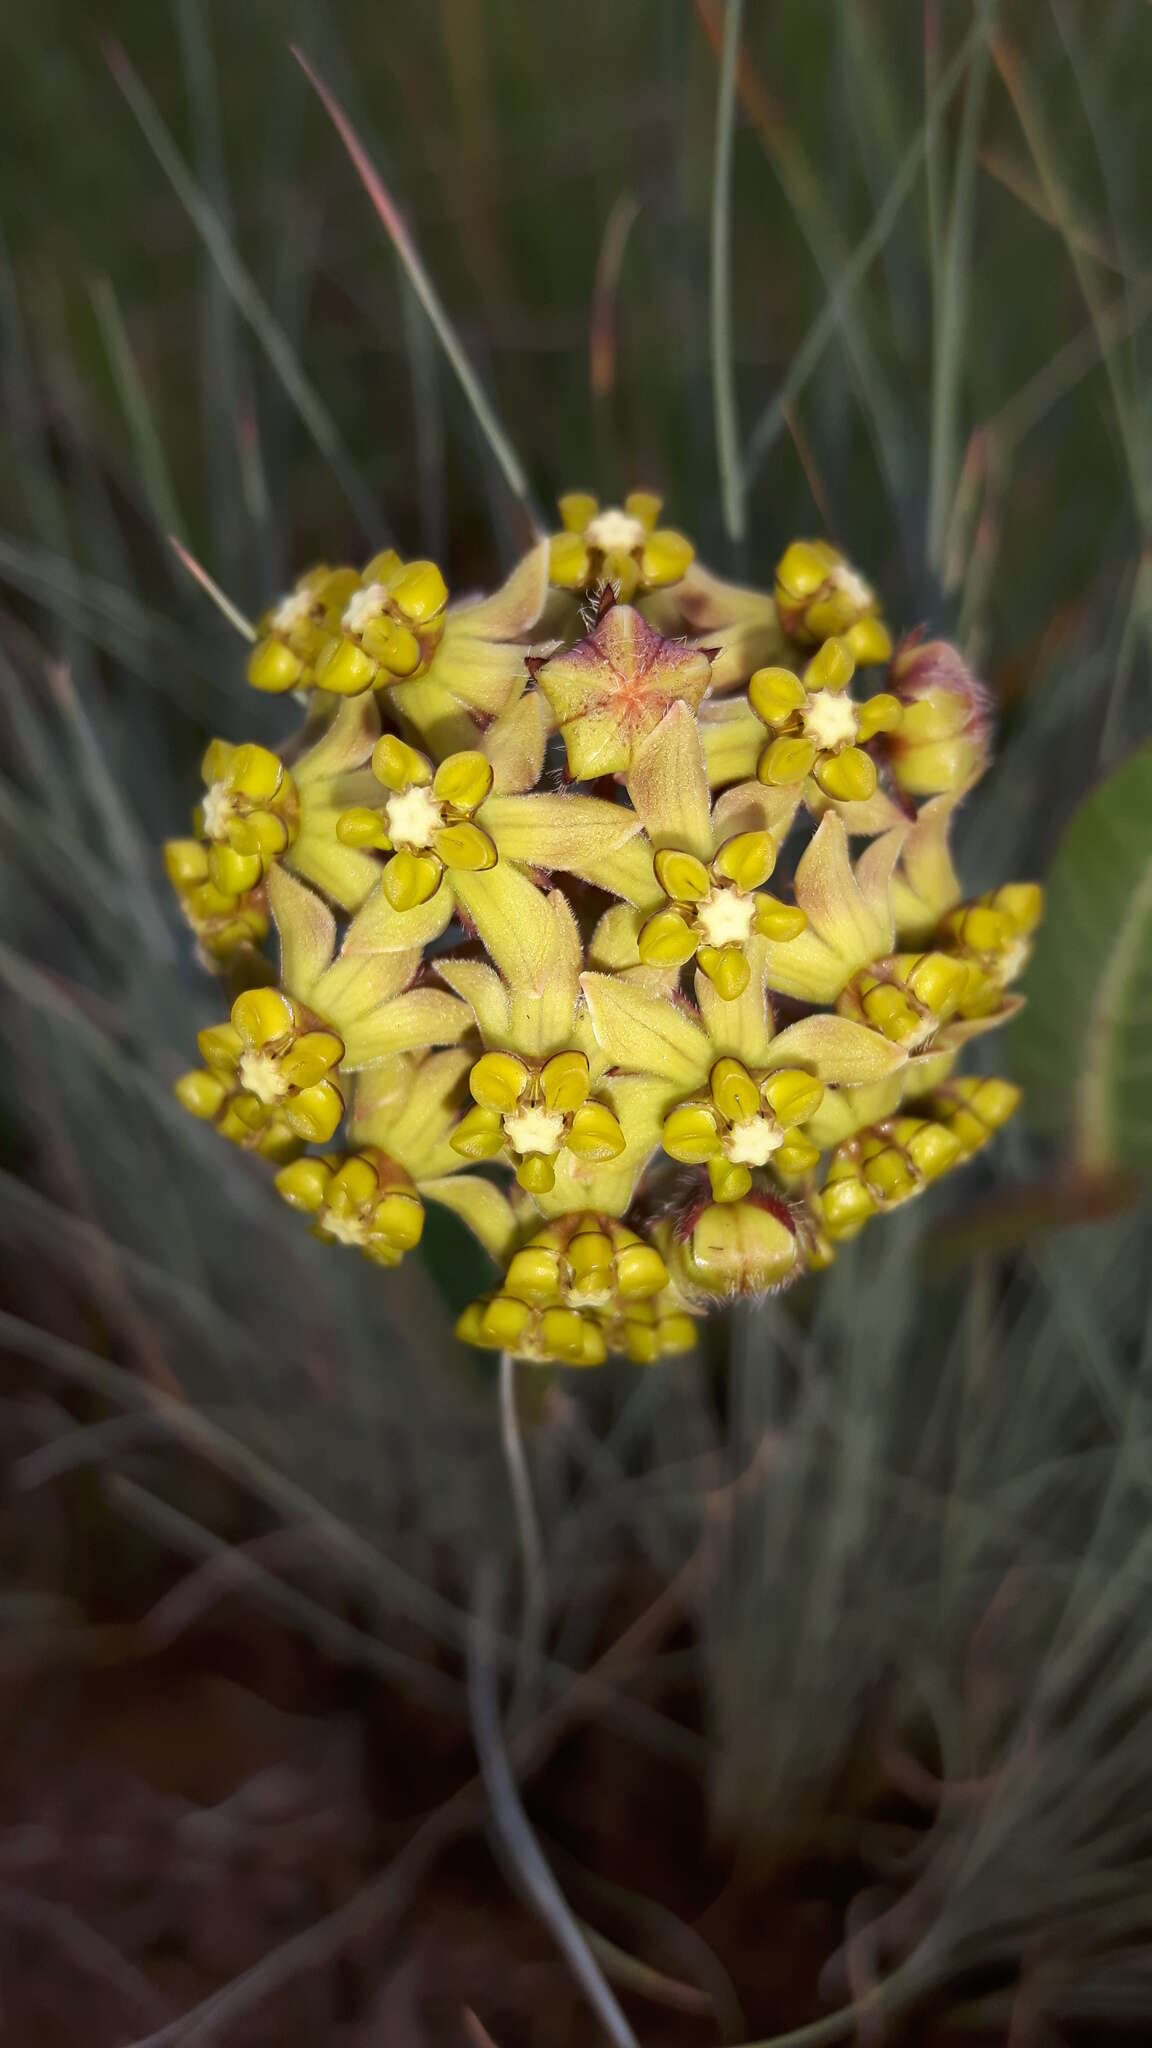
626,702,713,858
482,792,641,872
419,1174,520,1262
340,988,472,1068
267,866,337,1001
767,1014,907,1085
580,972,711,1085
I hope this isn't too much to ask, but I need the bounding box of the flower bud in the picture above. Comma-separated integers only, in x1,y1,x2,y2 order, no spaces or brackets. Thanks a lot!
886,637,993,796
668,1191,800,1299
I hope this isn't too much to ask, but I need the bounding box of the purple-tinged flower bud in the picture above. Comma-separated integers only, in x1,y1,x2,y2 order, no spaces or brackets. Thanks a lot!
886,635,993,797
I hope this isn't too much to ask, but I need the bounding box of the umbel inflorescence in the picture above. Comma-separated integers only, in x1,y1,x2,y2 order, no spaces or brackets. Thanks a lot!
167,499,1041,1367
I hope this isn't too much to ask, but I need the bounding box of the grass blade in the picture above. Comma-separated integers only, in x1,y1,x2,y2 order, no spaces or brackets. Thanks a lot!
743,14,985,489
293,46,541,535
928,3,997,575
710,0,745,543
106,39,380,540
89,275,188,542
168,533,255,640
468,1568,641,2048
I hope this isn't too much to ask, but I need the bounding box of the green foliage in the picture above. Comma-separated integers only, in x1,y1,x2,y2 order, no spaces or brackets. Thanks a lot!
1016,739,1152,1170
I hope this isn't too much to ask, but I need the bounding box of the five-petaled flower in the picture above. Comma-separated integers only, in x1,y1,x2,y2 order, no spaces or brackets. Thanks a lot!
749,635,903,805
547,490,695,601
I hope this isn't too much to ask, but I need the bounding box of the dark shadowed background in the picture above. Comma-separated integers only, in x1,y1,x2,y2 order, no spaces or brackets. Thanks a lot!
0,2,1150,2043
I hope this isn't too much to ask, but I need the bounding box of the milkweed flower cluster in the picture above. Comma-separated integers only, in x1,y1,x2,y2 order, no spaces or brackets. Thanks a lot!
167,506,1040,1366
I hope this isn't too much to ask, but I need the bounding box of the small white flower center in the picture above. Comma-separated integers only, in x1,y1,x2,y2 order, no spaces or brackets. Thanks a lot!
271,587,316,633
201,782,234,839
342,582,390,636
238,1049,288,1105
385,785,443,849
829,563,874,612
803,692,859,751
323,1209,371,1248
726,1116,783,1167
586,508,647,553
502,1105,566,1157
569,1276,615,1310
697,886,757,949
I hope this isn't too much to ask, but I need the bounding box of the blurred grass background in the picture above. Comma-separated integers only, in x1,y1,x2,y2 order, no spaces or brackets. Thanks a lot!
1,1,1151,2042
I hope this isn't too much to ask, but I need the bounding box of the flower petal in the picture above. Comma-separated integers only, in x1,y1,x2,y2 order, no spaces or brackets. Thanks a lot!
711,776,801,845
452,862,564,992
766,1014,907,1085
574,834,660,907
762,814,902,1002
692,937,776,1068
293,694,380,787
287,813,381,913
625,702,713,857
419,1173,520,1263
891,792,964,945
267,865,336,1002
437,959,510,1043
340,987,472,1069
580,972,711,1085
482,792,642,872
484,690,551,794
700,700,765,789
351,1047,473,1171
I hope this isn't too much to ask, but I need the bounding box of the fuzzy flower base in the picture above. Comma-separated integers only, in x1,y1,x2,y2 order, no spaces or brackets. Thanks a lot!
167,503,1040,1366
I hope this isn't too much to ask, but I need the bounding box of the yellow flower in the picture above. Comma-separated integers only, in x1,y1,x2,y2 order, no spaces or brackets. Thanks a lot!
246,563,362,694
501,1214,669,1311
749,635,902,806
813,1075,1020,1244
941,884,1044,1015
335,722,642,928
547,489,694,600
886,637,992,797
388,542,553,754
754,812,907,1006
530,598,712,779
774,539,892,662
456,1290,610,1366
618,702,806,1000
196,986,347,1144
173,1064,301,1159
164,839,269,966
451,1046,626,1195
190,740,298,896
581,931,906,1203
275,1149,425,1265
311,550,449,697
837,950,975,1051
457,1213,697,1364
928,1074,1021,1157
166,505,1035,1362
